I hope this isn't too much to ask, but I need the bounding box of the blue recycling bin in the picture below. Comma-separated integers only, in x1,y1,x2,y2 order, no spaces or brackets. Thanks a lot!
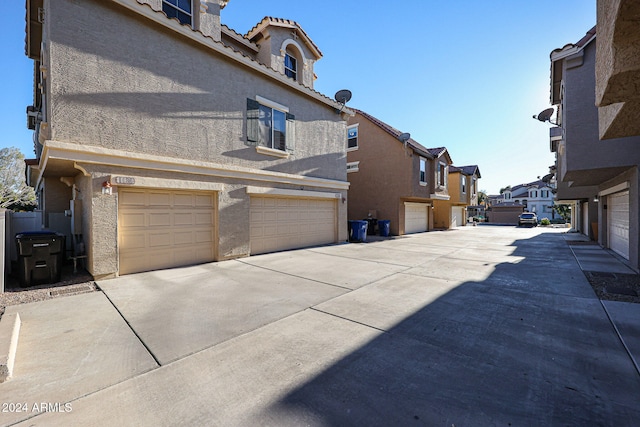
378,220,391,236
348,220,368,242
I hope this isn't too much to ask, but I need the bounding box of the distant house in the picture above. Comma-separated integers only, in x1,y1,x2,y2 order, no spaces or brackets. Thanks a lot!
501,180,556,220
23,0,352,278
433,165,481,228
346,109,453,235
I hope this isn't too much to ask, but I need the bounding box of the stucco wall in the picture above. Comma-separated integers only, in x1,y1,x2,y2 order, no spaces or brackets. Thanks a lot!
43,177,72,215
346,113,416,235
46,0,346,182
562,38,640,184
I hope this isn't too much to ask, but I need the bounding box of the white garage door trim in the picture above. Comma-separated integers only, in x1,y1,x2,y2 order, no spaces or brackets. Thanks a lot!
581,201,589,237
451,206,465,228
118,188,216,275
607,190,629,260
404,202,429,234
250,196,337,255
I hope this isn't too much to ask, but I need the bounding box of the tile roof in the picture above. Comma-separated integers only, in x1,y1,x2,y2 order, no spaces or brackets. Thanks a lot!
353,109,435,159
551,26,596,57
450,165,481,178
246,17,323,58
427,147,447,157
510,179,552,192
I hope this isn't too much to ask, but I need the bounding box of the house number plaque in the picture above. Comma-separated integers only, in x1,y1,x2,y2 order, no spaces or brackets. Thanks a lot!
113,176,136,185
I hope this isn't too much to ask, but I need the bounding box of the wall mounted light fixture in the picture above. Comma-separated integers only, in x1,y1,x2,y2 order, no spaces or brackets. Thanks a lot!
102,181,113,195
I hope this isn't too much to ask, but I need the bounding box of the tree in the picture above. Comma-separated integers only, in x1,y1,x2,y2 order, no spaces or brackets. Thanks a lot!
477,190,488,206
499,185,511,194
553,203,571,221
0,147,37,210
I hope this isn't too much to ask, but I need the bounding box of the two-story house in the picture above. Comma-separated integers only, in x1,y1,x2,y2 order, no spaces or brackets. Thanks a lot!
548,26,640,269
503,180,556,221
346,109,452,236
434,165,481,228
24,0,352,278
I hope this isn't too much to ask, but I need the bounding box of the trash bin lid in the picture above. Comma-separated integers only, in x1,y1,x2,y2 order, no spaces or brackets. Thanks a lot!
15,231,58,239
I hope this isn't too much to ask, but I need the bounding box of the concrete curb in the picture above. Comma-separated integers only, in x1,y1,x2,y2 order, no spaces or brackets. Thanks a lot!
0,312,21,382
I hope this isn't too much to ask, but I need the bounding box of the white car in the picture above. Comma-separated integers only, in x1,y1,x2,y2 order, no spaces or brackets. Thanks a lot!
518,212,538,227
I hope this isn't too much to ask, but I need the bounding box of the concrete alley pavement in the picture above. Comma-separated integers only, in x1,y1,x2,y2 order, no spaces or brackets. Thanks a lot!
1,225,639,426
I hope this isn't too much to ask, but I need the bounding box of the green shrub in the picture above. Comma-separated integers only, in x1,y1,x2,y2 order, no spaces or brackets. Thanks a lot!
540,218,551,226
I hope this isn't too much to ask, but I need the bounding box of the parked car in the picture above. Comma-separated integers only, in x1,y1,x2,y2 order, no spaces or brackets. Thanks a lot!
518,212,538,227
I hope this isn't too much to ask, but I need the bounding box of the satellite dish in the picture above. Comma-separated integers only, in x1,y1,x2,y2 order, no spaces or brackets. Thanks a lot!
535,108,555,122
398,133,411,142
334,89,352,105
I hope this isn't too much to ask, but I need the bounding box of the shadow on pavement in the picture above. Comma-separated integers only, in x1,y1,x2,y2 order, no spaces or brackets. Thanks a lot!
268,232,640,426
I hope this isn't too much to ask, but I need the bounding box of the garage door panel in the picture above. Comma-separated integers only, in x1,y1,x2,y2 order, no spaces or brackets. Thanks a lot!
250,196,336,255
195,212,213,225
119,190,146,206
120,232,147,250
195,195,213,207
120,212,146,228
173,194,194,207
405,202,428,234
148,192,171,206
149,213,171,227
119,189,216,275
194,230,213,244
148,232,172,248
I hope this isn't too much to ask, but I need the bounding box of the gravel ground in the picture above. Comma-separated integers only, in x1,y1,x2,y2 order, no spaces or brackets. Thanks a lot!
584,271,640,304
0,266,97,319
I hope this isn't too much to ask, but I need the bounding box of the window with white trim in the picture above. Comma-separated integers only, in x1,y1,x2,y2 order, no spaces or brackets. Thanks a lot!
419,157,427,184
347,125,358,150
284,53,297,80
461,176,466,194
247,96,295,154
162,0,192,26
437,162,447,188
347,161,360,173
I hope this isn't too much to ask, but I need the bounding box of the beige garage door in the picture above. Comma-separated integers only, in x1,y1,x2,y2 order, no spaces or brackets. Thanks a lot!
250,196,336,255
404,202,429,234
451,206,465,228
118,188,215,275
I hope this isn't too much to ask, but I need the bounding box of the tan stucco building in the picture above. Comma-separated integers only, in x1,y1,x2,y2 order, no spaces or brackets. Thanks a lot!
346,110,452,235
24,0,352,278
433,165,481,228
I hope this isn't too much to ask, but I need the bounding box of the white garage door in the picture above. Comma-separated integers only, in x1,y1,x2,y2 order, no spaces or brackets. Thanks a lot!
118,189,215,275
451,206,465,228
250,197,337,255
404,202,429,234
608,190,629,259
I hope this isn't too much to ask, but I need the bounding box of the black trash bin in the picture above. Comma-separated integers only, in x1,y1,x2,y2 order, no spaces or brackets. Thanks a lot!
15,232,66,287
363,218,378,236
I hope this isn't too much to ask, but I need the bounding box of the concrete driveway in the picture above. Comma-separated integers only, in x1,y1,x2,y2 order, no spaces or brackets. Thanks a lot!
2,225,639,426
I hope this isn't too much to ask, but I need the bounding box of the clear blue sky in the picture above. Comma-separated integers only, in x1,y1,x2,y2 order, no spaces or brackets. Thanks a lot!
1,1,595,194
